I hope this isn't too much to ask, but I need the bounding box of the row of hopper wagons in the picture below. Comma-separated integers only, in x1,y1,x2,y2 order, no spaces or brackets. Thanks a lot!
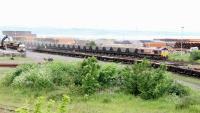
27,42,168,60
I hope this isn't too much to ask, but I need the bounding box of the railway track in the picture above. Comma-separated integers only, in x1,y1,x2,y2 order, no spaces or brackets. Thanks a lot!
0,63,18,68
33,48,200,78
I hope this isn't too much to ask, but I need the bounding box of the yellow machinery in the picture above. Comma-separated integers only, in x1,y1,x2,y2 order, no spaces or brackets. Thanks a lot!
0,35,26,52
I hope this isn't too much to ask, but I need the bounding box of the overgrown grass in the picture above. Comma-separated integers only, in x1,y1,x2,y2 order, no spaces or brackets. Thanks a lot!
168,52,200,63
1,57,189,100
68,92,200,113
168,53,191,62
170,72,200,86
0,58,200,113
0,85,199,113
0,68,13,79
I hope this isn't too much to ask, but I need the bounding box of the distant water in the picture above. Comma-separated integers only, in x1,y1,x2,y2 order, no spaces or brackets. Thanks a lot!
1,26,200,40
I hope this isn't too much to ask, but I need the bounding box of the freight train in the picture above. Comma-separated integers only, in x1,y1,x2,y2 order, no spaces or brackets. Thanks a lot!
26,42,169,60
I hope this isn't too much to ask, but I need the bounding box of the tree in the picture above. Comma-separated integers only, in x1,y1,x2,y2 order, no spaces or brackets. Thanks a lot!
86,41,96,47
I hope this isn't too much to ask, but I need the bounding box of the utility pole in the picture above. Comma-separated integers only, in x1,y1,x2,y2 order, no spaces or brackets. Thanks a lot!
181,26,184,55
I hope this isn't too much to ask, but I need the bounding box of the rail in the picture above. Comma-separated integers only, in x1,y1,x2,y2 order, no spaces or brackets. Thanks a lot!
33,48,200,78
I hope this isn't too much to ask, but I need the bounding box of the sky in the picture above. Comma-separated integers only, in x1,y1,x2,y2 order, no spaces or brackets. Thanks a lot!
0,0,200,32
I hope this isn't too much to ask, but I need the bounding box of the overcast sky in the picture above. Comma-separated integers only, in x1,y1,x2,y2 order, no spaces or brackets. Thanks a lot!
0,0,200,32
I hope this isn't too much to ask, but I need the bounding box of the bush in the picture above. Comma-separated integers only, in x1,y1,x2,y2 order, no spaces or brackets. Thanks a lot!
47,62,73,86
168,82,189,97
2,64,37,86
11,67,54,90
2,57,189,100
122,60,181,100
80,57,100,94
190,50,200,61
121,67,139,95
2,57,103,94
16,95,70,113
3,62,75,90
98,65,117,87
138,69,172,99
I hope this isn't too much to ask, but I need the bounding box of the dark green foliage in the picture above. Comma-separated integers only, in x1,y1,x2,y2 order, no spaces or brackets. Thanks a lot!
86,41,96,47
64,63,81,85
47,62,72,86
11,67,54,90
137,68,172,99
168,82,189,97
80,57,100,94
121,60,187,100
190,50,200,60
2,57,189,100
121,60,152,96
98,65,117,87
102,98,112,103
121,67,139,95
3,62,75,90
2,64,36,86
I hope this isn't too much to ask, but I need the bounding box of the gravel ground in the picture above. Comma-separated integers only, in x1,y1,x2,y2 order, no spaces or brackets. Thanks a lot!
26,51,83,62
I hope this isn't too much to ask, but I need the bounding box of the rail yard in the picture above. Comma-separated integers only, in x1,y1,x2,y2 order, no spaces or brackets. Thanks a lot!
19,41,199,78
2,37,200,79
1,33,200,113
2,0,200,112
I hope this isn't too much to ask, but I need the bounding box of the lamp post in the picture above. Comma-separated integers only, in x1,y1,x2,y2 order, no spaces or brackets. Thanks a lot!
181,26,184,55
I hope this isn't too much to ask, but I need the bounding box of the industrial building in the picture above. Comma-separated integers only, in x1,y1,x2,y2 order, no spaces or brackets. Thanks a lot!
35,37,76,45
2,31,37,42
144,42,167,48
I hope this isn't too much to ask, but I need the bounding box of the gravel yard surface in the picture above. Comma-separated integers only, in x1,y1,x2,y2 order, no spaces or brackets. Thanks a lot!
26,51,83,62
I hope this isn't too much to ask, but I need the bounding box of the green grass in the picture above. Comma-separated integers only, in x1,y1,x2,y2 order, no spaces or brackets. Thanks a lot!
0,68,13,79
1,61,200,113
0,87,199,113
168,72,200,90
69,92,200,113
168,53,191,62
168,52,200,63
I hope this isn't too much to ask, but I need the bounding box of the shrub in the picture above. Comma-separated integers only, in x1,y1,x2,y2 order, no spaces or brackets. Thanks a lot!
64,63,81,85
102,98,112,103
2,64,37,86
122,60,175,100
16,95,70,113
121,66,139,95
168,82,189,97
137,68,172,99
11,67,54,90
98,65,117,87
47,62,73,86
57,95,70,113
80,57,100,94
3,62,76,90
190,50,200,61
2,57,189,100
